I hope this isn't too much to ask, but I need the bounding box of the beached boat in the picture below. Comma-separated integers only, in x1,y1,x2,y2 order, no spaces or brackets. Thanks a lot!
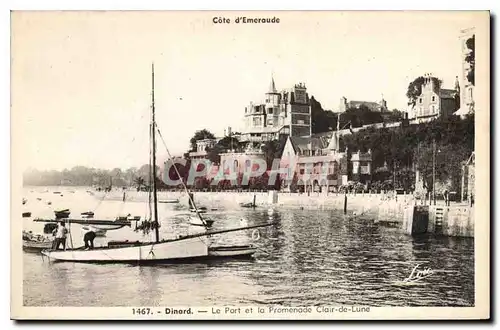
41,64,270,263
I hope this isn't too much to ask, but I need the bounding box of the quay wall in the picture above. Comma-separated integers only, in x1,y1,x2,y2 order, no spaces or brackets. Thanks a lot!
104,190,474,237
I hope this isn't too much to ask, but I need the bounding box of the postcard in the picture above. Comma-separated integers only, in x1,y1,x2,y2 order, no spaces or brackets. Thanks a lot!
10,10,490,320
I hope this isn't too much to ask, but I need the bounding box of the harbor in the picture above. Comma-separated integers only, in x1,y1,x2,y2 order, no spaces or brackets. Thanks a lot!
21,187,474,307
11,11,487,320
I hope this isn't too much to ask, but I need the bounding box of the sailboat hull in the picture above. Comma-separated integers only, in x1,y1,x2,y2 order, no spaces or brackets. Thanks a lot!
41,236,209,263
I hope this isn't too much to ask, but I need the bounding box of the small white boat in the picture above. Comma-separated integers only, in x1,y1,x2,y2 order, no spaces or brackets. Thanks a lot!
208,245,257,258
190,207,207,214
189,216,214,228
159,199,179,204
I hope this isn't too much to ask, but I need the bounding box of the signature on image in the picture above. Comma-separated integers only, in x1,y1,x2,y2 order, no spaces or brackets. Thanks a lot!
403,264,434,283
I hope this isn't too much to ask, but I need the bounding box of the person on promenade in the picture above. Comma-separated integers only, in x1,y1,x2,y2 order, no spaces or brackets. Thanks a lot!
443,189,449,206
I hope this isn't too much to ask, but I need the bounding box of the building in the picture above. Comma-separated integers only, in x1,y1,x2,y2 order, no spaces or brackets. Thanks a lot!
241,77,312,144
218,149,267,177
338,96,388,113
457,27,475,116
407,74,460,124
279,131,372,192
188,138,218,161
461,151,475,203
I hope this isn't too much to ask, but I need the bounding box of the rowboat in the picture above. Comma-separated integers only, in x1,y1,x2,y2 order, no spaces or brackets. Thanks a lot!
159,199,179,204
189,216,214,228
22,231,53,252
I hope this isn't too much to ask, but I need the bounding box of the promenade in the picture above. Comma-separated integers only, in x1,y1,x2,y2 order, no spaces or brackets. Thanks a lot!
101,189,474,238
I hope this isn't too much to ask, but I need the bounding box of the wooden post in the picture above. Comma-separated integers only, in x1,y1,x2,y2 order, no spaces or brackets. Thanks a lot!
188,193,194,209
253,194,256,207
344,192,347,214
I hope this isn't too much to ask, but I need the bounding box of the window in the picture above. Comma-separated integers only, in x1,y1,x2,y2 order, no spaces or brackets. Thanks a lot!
432,96,435,102
431,105,435,113
419,98,422,104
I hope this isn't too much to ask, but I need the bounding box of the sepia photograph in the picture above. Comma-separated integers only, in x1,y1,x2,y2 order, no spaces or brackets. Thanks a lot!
10,10,490,320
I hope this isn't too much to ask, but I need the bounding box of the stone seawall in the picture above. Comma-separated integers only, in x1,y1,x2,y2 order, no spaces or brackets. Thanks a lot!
115,190,414,223
102,190,473,237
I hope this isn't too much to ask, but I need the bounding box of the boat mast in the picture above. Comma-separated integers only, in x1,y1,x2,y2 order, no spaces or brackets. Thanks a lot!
151,63,160,243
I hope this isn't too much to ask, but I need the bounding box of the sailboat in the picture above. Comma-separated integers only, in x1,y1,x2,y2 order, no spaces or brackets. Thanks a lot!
41,64,271,263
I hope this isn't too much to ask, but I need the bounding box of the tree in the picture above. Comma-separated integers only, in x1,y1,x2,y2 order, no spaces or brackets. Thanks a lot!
344,105,384,127
189,129,216,152
406,76,442,107
204,135,244,165
216,136,242,152
310,96,337,133
465,35,475,86
385,109,406,123
261,137,286,169
133,176,146,189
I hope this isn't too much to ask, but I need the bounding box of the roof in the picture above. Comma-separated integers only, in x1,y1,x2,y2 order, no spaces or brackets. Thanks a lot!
453,106,472,118
439,89,457,99
268,76,277,94
289,135,329,153
242,125,286,134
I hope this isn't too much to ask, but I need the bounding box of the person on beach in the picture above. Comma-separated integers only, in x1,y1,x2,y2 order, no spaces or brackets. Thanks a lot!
83,227,97,250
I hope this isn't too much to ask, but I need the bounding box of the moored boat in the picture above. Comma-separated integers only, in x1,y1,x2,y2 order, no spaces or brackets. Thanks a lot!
207,245,257,258
81,211,95,218
23,231,53,252
54,209,70,219
159,199,179,204
189,216,214,228
190,207,207,213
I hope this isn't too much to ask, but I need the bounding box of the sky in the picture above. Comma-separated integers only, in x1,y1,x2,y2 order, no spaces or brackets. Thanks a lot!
11,11,481,171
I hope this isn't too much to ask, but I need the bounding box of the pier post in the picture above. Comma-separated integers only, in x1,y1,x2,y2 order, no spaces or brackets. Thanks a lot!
344,192,347,214
188,193,194,209
253,194,256,207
